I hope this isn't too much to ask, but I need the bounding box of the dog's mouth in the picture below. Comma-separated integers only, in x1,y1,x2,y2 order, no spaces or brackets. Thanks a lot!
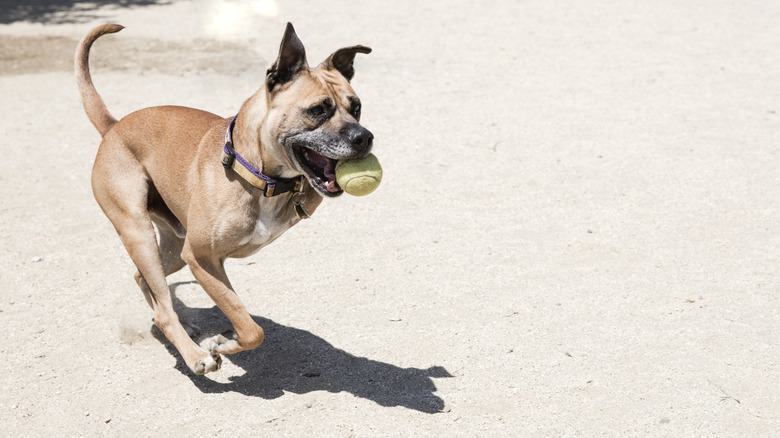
294,147,343,196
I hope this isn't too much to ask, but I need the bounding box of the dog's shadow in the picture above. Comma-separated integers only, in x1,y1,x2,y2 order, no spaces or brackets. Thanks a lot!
152,281,452,413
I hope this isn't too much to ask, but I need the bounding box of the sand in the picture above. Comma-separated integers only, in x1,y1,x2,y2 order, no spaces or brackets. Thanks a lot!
0,0,778,436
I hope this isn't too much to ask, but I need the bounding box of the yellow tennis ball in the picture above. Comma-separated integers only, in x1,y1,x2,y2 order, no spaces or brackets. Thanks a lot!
335,153,383,196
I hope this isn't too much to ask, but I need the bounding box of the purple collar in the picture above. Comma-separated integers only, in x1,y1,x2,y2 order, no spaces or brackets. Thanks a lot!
221,116,304,197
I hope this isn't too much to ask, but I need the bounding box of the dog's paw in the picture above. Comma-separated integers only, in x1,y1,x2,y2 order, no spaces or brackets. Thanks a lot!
199,331,244,355
192,353,222,375
200,332,231,353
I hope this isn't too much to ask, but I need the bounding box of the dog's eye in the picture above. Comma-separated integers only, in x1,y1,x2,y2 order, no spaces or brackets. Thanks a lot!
351,102,361,118
309,105,326,117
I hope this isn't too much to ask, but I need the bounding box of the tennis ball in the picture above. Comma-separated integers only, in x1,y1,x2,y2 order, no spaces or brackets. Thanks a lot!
335,153,383,196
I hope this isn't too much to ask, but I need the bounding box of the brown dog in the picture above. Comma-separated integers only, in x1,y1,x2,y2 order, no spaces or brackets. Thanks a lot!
75,23,373,374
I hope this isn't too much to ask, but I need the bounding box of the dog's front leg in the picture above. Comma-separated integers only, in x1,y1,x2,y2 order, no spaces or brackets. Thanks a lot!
182,243,265,356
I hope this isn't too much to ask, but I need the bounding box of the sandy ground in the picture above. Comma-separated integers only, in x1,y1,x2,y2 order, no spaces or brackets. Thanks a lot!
1,0,778,436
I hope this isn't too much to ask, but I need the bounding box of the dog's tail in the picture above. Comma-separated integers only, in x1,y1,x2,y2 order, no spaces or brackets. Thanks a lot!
75,24,124,137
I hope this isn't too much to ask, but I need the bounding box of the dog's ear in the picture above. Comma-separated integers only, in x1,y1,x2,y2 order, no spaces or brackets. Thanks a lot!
267,23,308,91
321,45,372,81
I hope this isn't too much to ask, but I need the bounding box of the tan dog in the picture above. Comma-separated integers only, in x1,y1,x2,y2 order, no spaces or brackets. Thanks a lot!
75,23,373,374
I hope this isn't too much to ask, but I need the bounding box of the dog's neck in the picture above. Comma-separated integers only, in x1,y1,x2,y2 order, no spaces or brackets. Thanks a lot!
232,89,301,181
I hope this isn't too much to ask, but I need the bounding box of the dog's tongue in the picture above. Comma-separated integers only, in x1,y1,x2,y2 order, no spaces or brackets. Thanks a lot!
307,150,340,192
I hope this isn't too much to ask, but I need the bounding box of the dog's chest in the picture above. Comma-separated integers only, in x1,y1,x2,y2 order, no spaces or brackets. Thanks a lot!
246,216,289,246
230,201,298,257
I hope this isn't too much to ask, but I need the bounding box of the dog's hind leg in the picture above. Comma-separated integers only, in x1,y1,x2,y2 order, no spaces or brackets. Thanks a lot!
134,217,185,306
133,216,201,338
92,151,220,375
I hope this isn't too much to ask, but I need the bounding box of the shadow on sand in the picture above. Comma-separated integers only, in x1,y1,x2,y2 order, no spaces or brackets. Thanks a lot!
0,0,171,24
150,281,452,414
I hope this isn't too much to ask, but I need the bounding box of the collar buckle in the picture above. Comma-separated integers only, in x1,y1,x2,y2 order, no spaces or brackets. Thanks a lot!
265,182,276,197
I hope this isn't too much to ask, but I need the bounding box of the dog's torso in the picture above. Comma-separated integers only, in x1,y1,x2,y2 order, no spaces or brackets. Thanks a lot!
98,105,320,260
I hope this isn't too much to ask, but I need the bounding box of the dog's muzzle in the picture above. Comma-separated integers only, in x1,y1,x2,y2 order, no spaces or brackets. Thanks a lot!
341,123,374,156
288,124,374,197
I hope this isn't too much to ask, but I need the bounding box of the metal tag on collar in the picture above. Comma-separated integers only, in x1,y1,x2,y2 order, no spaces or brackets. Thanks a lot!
291,182,310,219
294,203,310,219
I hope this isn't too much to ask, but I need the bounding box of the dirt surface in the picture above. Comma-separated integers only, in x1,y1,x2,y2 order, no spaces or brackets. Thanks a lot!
1,0,778,436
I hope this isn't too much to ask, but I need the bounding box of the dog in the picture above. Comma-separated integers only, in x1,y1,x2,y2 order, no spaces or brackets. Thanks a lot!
75,23,373,374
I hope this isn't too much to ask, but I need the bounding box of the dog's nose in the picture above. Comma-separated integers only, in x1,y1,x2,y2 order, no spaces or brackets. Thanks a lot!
342,123,373,154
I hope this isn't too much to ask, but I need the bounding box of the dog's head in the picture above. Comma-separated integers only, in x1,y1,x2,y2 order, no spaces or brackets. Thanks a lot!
262,23,373,197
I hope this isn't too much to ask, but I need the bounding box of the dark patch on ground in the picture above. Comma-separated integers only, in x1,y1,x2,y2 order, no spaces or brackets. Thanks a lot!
0,0,172,24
